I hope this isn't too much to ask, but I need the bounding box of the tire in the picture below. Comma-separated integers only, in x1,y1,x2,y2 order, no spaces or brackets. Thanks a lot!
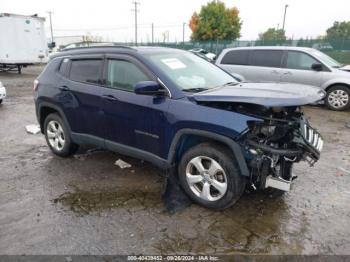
325,85,350,111
0,99,2,104
44,113,78,157
178,142,246,210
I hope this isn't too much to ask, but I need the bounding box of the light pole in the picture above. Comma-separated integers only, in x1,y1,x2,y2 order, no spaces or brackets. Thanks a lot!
282,4,289,32
47,11,54,44
182,22,186,46
131,1,140,45
151,23,154,44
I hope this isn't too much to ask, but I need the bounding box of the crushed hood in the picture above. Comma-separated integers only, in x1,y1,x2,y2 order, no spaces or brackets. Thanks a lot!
192,82,326,107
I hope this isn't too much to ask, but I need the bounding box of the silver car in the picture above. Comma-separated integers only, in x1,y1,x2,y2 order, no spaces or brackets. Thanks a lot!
216,46,350,111
0,81,6,104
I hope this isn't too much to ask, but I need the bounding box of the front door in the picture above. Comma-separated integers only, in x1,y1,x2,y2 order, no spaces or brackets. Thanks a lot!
279,51,325,87
101,55,170,157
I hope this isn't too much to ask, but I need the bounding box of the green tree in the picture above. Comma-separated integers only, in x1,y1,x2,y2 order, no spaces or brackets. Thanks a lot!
326,21,350,39
258,28,286,41
189,1,242,41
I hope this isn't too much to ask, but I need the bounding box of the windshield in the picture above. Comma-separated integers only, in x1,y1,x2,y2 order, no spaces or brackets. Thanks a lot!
145,51,237,91
311,50,342,68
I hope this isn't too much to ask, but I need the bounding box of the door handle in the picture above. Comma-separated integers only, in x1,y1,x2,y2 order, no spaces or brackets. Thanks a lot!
101,94,118,101
59,85,70,91
283,71,292,75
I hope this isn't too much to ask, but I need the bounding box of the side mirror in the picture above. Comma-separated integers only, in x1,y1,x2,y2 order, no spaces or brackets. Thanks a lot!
134,81,167,96
311,63,323,71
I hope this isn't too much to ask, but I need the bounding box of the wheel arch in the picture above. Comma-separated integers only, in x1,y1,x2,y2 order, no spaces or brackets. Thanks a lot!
38,103,71,134
168,129,249,177
325,82,350,92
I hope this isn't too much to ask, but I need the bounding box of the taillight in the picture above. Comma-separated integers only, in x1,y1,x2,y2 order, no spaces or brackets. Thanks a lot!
33,79,39,91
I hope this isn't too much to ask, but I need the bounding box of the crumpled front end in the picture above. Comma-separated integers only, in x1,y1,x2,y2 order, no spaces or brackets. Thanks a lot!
238,106,323,192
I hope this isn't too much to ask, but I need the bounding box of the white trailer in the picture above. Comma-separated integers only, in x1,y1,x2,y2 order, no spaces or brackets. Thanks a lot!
0,13,48,73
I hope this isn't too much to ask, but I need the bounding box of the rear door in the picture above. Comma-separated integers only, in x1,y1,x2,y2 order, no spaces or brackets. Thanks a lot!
279,50,325,87
60,55,104,140
247,50,284,82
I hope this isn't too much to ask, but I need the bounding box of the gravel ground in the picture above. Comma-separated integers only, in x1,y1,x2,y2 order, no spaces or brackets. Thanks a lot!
0,66,350,255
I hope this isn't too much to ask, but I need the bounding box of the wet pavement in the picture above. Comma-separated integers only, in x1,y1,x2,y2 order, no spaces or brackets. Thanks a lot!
0,66,350,255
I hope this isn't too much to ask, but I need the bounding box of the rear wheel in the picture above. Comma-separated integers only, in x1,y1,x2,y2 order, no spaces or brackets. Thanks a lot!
178,143,246,210
325,85,350,111
44,113,78,157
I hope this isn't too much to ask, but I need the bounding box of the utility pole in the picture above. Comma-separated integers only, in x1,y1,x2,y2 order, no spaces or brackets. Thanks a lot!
47,11,54,44
282,4,289,32
131,1,140,45
182,22,186,46
151,23,154,44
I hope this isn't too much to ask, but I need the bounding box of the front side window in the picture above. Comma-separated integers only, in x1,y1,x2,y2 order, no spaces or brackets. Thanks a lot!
250,50,283,68
69,59,102,84
145,52,237,91
286,51,319,70
310,50,341,68
221,50,249,65
107,59,150,91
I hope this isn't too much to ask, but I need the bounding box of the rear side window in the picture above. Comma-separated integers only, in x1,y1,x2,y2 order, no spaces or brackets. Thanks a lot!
221,50,249,65
107,59,150,91
69,59,102,84
249,50,283,68
58,58,69,75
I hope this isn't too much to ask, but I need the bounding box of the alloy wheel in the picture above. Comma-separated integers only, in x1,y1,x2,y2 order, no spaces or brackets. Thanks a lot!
328,89,349,109
185,156,227,201
47,120,65,151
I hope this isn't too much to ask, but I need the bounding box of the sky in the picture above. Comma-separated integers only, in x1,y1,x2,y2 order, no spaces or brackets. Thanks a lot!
1,0,350,42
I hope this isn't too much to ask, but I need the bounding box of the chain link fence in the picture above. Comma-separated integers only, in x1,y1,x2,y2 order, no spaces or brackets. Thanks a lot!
122,39,350,64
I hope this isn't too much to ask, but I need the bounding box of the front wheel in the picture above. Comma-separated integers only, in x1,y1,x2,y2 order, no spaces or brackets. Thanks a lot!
178,143,246,210
325,85,350,111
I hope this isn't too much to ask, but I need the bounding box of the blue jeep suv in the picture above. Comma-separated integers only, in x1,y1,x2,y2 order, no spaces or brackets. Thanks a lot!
34,46,324,209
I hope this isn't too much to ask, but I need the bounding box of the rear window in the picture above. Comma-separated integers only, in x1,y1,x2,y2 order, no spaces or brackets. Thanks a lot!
221,50,249,65
249,50,283,68
69,59,102,84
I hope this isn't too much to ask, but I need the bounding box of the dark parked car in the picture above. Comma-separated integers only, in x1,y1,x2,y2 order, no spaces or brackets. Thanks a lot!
34,46,324,209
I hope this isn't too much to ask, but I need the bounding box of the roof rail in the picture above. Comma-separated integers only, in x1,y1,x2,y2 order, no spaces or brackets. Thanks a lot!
60,42,135,52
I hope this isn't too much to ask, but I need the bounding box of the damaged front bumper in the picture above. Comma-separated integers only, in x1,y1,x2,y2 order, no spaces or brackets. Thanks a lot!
242,116,324,192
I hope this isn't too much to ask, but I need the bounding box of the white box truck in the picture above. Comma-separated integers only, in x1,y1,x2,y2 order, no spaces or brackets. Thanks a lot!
0,13,48,74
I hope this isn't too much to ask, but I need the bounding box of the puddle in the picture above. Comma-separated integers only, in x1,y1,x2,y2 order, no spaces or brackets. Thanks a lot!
53,186,161,214
153,191,309,255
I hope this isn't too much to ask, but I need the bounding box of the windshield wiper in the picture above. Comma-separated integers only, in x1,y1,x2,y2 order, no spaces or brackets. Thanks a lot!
223,81,238,86
182,87,209,93
333,64,344,68
214,81,239,89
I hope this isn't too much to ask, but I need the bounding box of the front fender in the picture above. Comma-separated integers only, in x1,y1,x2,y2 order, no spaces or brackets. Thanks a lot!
321,78,350,90
167,129,250,177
